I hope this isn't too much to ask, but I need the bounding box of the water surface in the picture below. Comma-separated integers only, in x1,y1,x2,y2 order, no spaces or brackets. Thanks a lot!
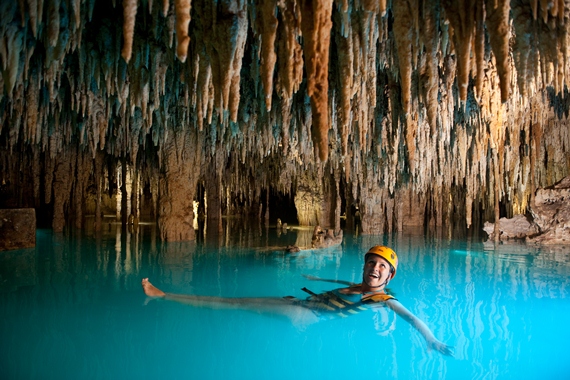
1,223,569,379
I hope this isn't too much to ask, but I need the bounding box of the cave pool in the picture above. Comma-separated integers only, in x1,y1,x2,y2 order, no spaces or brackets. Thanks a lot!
1,222,569,379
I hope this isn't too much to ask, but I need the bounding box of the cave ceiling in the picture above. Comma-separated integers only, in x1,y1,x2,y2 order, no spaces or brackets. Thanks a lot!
1,0,570,237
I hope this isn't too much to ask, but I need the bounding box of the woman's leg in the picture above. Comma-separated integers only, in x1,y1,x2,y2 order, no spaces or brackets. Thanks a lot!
141,278,320,325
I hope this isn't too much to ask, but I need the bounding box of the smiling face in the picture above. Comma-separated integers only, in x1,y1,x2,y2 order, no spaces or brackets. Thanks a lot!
362,254,393,291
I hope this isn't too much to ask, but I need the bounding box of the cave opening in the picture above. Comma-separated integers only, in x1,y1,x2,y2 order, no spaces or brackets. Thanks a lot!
267,187,298,227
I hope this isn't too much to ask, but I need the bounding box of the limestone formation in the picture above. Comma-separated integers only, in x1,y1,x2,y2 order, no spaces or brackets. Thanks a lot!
483,214,539,241
484,176,570,245
528,176,570,244
270,225,342,254
0,1,569,241
311,225,343,249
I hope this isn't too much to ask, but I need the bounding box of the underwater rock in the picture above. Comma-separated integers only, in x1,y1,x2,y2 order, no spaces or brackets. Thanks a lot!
0,209,36,251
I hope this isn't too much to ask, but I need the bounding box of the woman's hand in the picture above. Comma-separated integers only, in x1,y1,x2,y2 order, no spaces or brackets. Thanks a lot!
428,338,454,356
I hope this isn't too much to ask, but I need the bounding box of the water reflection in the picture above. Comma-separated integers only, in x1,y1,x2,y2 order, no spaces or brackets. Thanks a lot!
3,224,569,305
0,247,36,292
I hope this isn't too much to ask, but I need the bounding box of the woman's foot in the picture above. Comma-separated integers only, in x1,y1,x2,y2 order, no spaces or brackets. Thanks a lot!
142,278,166,297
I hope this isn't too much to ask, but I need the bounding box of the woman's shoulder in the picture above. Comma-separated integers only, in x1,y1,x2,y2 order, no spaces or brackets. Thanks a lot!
336,283,364,294
362,293,396,303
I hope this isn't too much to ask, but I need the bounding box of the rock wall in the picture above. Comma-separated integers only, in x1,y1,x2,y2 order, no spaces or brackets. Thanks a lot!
0,209,36,250
484,176,570,245
528,176,570,244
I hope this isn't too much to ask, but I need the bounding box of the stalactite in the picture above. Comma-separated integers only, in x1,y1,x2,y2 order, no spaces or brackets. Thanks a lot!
71,0,81,30
473,1,485,100
256,0,278,111
26,0,39,37
357,1,380,155
166,7,175,47
195,51,212,131
442,0,476,102
228,7,248,123
130,110,143,163
162,0,169,16
512,2,533,98
23,42,35,83
121,0,138,62
1,24,23,97
278,99,292,154
174,0,191,62
276,0,303,101
86,91,107,155
152,50,168,104
484,0,511,103
333,4,353,155
392,0,414,114
46,0,60,47
300,0,334,162
196,0,248,122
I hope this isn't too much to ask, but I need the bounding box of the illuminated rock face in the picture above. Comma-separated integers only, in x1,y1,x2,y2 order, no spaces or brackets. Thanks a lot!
528,176,570,245
157,128,201,241
0,0,569,240
483,176,570,244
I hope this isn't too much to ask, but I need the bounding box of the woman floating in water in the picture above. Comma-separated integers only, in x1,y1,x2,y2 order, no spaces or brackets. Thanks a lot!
142,245,453,356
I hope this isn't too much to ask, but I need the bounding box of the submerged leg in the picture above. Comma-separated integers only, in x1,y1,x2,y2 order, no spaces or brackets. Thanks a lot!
141,278,320,326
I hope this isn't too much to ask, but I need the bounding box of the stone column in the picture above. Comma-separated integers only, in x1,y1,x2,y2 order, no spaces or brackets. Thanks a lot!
131,168,139,224
359,185,430,235
121,160,129,225
294,167,335,228
94,151,104,232
158,129,201,241
52,149,75,233
334,178,342,231
205,168,223,234
73,149,91,229
295,184,322,226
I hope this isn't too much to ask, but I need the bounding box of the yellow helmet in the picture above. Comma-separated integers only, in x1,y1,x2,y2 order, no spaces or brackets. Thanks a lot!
365,246,398,279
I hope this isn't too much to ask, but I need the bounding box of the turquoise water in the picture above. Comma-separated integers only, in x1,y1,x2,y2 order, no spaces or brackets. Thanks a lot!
1,224,570,379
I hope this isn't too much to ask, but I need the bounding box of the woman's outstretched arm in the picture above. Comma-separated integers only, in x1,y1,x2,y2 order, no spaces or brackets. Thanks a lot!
385,299,454,356
301,274,356,286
